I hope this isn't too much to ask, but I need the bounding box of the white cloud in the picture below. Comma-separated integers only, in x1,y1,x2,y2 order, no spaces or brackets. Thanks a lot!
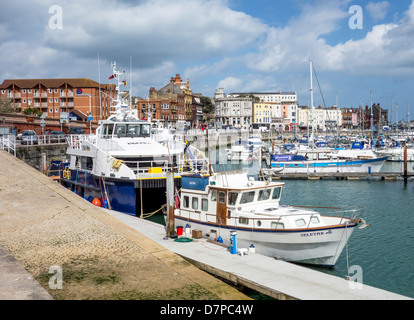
217,76,243,92
366,1,390,22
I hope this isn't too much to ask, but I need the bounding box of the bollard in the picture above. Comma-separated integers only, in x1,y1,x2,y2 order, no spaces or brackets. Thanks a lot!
230,231,237,254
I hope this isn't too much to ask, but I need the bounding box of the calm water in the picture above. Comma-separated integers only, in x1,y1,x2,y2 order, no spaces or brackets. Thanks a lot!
211,152,414,298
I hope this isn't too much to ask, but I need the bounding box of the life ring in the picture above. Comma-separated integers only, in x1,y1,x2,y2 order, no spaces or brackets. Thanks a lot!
63,168,71,179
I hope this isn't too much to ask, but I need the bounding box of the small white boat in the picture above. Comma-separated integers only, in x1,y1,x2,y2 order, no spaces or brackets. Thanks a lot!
167,170,367,267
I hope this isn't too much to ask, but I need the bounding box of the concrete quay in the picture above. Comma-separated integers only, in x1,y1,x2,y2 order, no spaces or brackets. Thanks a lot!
0,150,248,300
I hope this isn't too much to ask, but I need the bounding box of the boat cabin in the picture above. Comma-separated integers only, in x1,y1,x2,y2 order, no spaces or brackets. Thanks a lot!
98,120,151,139
177,172,325,230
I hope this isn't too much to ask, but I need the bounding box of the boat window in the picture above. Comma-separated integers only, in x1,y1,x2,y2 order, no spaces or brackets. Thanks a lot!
272,187,281,200
258,189,271,201
192,197,198,210
126,124,141,137
183,196,189,208
101,124,114,138
295,219,306,227
201,199,208,211
271,222,285,229
141,124,150,137
211,190,217,201
311,216,320,224
228,192,238,206
238,217,249,225
115,124,127,137
256,220,262,227
218,191,226,204
240,191,255,204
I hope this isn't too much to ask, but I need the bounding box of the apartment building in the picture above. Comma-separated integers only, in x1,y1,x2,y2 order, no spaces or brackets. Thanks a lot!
252,102,274,126
297,106,342,132
0,78,115,121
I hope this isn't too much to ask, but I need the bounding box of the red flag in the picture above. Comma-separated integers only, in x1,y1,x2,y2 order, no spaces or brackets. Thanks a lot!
109,74,116,80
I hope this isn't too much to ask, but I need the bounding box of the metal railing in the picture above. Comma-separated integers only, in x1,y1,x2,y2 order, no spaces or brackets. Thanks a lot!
0,135,16,156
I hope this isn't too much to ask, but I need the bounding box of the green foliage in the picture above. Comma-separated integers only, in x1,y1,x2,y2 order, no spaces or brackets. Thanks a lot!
200,96,214,114
23,107,42,116
0,97,17,113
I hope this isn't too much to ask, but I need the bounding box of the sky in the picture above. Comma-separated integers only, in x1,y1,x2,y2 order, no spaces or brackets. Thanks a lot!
1,0,414,122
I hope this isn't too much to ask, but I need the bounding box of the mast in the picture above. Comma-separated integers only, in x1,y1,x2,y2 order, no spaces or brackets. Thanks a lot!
310,60,315,149
370,91,374,149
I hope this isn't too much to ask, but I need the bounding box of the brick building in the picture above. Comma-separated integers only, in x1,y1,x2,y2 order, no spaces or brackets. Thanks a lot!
0,78,115,122
135,74,198,126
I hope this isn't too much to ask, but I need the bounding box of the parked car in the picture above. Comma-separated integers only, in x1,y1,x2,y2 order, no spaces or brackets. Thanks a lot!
49,130,66,143
69,127,84,135
17,130,38,145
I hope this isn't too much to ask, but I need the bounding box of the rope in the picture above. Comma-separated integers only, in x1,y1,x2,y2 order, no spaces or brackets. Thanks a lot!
141,204,166,219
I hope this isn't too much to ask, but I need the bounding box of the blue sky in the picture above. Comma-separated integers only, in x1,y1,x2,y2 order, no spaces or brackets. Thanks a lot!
1,0,413,122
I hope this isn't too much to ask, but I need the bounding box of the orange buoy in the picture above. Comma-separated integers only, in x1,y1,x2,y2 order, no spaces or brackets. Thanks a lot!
92,198,101,207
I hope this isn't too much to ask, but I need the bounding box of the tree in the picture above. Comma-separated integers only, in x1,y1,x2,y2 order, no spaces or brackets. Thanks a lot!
200,96,214,114
23,107,42,116
0,97,16,113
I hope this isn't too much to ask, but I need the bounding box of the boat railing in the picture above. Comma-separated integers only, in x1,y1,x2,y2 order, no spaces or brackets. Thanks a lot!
289,205,365,224
124,157,210,178
189,205,365,227
67,134,96,150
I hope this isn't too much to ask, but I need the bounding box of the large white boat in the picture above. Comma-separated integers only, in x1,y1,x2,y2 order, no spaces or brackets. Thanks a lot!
167,171,367,267
62,62,209,216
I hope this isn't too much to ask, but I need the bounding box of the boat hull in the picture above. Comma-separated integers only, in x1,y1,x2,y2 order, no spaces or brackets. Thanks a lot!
169,214,357,267
61,168,179,216
270,157,387,174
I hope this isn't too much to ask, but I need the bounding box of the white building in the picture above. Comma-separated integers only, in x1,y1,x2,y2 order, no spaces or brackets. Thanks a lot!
214,88,253,129
215,90,298,131
297,106,342,132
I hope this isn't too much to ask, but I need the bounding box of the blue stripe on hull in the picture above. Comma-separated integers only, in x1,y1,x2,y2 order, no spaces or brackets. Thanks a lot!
271,157,387,168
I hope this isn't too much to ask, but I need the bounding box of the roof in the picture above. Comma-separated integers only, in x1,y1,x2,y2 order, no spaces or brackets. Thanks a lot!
0,78,115,90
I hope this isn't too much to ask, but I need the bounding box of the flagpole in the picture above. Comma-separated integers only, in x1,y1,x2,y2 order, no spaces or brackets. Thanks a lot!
129,56,132,108
98,53,102,120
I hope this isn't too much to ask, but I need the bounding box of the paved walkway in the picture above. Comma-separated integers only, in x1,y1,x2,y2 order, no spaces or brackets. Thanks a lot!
0,245,52,300
0,151,248,300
